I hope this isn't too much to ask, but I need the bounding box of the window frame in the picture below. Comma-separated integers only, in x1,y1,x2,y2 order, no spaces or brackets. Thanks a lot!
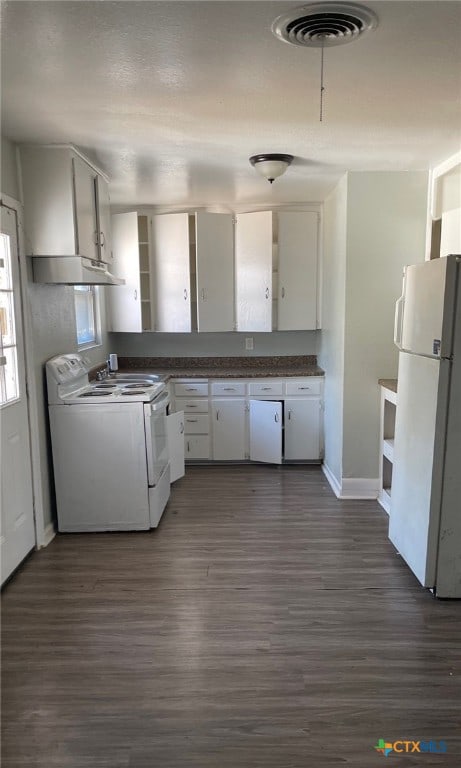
73,284,102,350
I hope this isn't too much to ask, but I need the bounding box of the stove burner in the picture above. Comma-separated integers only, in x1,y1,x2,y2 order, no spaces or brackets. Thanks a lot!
122,383,154,389
94,384,117,389
122,390,146,396
79,391,112,397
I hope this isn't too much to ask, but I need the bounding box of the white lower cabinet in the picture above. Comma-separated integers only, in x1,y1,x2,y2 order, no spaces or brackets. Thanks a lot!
284,399,322,461
249,399,283,463
212,399,247,460
171,376,323,464
173,380,210,460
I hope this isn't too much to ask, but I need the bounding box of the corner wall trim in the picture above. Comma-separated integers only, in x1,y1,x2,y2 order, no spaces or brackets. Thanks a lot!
39,523,56,549
322,464,379,500
322,462,342,498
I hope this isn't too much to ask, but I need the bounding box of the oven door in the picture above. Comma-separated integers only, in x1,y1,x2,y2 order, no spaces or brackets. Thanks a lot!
144,393,169,486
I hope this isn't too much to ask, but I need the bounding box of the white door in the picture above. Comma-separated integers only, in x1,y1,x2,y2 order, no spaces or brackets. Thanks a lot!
249,399,282,464
0,206,36,584
109,212,142,332
235,211,273,331
278,211,318,330
284,398,321,460
166,410,186,483
389,351,441,587
95,174,112,264
72,155,98,261
401,257,447,357
196,212,234,332
212,399,246,460
151,213,191,332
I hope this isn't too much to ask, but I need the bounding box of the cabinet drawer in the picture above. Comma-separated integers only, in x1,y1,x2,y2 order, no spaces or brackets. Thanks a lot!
174,381,209,397
183,414,210,434
248,380,283,396
211,381,246,396
285,378,323,396
185,435,210,460
175,398,209,413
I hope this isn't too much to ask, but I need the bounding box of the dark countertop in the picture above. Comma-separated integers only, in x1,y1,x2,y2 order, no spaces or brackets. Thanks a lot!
119,355,324,380
378,378,398,393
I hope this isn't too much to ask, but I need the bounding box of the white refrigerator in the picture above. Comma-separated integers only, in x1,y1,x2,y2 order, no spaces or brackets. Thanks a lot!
389,254,461,598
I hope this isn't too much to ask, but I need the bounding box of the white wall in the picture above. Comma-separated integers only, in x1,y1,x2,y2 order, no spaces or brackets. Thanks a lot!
1,136,20,200
319,171,428,496
318,174,348,486
110,330,319,358
343,172,428,482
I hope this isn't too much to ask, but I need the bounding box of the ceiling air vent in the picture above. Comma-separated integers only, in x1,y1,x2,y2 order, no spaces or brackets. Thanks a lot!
272,2,378,48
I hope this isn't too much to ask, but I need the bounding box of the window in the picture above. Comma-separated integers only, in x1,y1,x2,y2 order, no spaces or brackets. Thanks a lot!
0,233,20,405
74,285,100,348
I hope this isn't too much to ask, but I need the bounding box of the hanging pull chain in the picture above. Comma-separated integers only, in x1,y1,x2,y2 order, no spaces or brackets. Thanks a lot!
320,37,325,122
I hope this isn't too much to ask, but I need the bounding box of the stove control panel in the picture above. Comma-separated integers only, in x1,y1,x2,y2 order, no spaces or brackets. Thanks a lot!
47,353,91,384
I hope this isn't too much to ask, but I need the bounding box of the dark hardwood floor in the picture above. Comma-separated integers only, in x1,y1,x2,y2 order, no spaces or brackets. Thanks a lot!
2,466,461,767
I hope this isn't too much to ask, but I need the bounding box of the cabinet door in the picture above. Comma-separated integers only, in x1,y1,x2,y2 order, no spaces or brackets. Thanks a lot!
152,213,191,332
284,398,321,460
196,212,234,332
72,155,98,261
278,212,318,330
166,410,186,483
212,399,246,460
95,174,113,264
249,400,282,464
109,213,142,332
235,211,273,331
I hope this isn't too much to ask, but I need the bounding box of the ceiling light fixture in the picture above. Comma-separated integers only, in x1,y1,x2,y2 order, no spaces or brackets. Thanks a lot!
272,2,379,121
249,154,294,184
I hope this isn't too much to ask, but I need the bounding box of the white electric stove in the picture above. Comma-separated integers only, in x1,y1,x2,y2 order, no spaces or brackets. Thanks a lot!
46,353,171,532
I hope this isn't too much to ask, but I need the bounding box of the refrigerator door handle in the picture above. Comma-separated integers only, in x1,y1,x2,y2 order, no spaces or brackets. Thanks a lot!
394,295,405,350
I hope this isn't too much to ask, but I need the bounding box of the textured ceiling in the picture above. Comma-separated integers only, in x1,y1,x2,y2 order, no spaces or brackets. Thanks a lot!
2,1,461,208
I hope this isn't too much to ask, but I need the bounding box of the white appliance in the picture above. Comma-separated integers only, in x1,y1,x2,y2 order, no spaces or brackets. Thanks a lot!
46,353,171,532
390,254,461,597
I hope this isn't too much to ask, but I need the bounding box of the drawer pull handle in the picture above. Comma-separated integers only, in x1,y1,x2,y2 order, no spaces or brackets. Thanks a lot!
187,404,198,408
186,419,198,423
184,288,188,300
187,441,190,452
261,387,272,391
180,422,185,434
281,286,285,298
265,287,269,299
223,387,235,391
216,410,220,421
288,409,292,421
274,413,279,423
299,386,310,390
186,387,198,391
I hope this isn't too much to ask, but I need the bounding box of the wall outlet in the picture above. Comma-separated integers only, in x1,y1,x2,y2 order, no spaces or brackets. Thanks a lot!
245,337,254,351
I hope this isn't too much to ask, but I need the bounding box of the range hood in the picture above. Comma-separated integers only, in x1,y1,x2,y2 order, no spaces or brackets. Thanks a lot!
32,256,125,286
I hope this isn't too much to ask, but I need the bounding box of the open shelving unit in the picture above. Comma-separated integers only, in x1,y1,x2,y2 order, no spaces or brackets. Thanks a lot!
378,380,397,514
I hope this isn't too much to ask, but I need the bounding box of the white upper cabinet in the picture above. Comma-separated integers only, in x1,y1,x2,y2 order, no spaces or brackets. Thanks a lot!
235,211,273,331
109,212,143,332
278,211,319,330
151,211,234,333
235,210,319,332
20,145,112,264
95,174,113,264
195,212,234,332
151,213,191,332
73,155,99,261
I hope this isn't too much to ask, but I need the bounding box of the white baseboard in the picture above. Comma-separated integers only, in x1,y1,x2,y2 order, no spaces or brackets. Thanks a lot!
322,464,379,500
340,477,380,499
322,462,342,497
39,522,56,548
